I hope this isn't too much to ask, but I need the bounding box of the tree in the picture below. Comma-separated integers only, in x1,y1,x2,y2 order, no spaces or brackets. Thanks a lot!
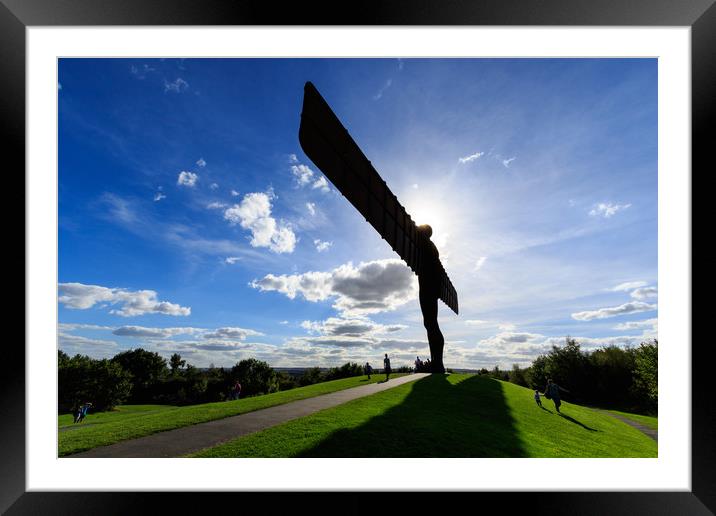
632,340,658,413
231,358,278,397
111,348,168,403
169,353,186,375
58,351,132,412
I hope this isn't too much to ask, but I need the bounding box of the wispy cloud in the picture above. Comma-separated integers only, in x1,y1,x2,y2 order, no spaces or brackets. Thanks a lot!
373,79,393,100
458,151,485,164
224,256,240,265
501,157,516,168
571,301,657,321
153,192,166,202
314,239,332,252
473,256,487,272
306,202,316,216
589,202,631,218
196,158,207,168
164,77,189,93
611,281,647,292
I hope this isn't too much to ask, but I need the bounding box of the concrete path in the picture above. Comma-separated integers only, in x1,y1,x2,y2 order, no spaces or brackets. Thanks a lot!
69,373,431,458
595,409,658,441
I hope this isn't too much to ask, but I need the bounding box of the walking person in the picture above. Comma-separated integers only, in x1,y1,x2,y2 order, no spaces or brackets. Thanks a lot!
233,380,242,400
383,353,392,381
534,389,542,408
76,401,92,423
544,379,569,413
365,362,373,379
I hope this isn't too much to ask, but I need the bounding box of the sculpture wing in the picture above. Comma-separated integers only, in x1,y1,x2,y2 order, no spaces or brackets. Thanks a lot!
298,81,458,314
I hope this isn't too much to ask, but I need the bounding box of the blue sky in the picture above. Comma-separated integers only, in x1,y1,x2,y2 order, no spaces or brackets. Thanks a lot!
57,58,657,369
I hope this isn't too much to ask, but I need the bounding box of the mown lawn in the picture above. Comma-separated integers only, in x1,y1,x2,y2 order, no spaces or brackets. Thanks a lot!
192,373,657,458
58,373,406,456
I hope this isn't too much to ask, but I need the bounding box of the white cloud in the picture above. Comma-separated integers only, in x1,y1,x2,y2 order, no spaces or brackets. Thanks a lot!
250,258,418,316
611,281,648,292
306,202,316,216
207,201,227,210
589,202,632,218
231,190,240,197
571,301,657,321
289,154,298,163
314,239,332,252
203,327,264,340
164,77,189,93
177,171,198,187
464,320,489,326
631,286,658,300
301,317,405,338
412,184,418,189
196,158,207,168
58,282,191,317
473,256,487,272
209,183,219,190
498,323,516,331
223,192,296,253
153,192,166,202
458,151,485,164
224,256,240,264
501,157,516,168
312,176,330,192
291,164,314,186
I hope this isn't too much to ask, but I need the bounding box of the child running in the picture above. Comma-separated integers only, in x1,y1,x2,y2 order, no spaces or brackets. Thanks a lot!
534,390,542,407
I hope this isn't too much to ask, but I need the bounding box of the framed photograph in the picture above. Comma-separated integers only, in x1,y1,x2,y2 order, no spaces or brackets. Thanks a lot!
6,0,710,513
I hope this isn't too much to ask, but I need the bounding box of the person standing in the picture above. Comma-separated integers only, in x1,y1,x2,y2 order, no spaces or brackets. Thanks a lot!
365,362,373,379
233,380,242,400
534,390,542,408
383,354,392,381
544,379,569,413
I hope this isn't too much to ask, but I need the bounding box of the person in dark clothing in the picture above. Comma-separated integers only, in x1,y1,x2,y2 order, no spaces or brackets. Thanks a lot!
416,225,446,374
365,362,373,379
383,354,391,381
544,379,569,413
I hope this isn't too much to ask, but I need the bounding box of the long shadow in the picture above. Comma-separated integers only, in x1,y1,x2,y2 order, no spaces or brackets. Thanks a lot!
539,405,553,414
296,374,527,457
559,413,598,432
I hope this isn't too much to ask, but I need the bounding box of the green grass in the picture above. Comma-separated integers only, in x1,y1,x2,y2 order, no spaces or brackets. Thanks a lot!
605,409,658,430
59,404,176,429
58,373,405,456
192,374,657,458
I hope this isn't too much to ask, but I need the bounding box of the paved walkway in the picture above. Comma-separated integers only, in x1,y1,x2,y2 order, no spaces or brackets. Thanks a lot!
69,373,431,458
595,409,658,441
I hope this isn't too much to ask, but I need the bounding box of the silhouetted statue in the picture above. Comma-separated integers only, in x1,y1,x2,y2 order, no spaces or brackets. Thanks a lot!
298,82,458,374
416,224,446,373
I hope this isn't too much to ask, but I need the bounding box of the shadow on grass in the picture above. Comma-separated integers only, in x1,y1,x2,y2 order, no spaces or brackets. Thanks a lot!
539,405,553,414
558,413,598,432
296,374,527,457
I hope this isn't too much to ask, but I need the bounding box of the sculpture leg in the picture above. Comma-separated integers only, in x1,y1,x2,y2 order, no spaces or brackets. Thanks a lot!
419,287,445,374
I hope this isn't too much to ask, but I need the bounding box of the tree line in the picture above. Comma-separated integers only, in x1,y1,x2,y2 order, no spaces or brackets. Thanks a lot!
58,349,374,413
480,337,658,415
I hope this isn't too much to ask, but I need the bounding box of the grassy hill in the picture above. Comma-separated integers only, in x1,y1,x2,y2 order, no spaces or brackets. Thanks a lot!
192,373,657,458
58,373,406,456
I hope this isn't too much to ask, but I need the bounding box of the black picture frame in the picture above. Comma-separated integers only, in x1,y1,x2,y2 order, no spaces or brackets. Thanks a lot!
5,0,710,513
